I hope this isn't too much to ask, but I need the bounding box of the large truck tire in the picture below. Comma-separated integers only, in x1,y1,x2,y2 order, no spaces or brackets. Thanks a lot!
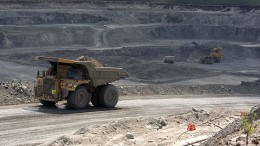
40,100,56,106
67,86,90,109
99,84,119,108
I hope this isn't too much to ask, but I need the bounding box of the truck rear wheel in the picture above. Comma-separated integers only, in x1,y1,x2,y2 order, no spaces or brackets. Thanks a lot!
67,86,90,109
99,84,119,108
40,100,56,106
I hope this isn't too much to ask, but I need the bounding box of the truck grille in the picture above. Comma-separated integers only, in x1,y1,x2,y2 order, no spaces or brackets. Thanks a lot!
41,78,55,97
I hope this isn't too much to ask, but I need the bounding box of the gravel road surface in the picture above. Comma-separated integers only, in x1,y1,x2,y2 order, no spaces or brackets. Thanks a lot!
0,95,259,146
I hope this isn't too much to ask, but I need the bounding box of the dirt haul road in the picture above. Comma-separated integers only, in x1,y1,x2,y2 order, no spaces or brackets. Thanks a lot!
0,95,259,146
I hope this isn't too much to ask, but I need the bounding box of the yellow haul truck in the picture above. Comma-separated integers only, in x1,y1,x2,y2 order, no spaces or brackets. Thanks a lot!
34,56,128,109
200,48,223,64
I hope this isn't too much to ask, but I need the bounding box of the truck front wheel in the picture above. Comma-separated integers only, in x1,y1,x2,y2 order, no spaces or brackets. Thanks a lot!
99,84,119,108
67,86,90,109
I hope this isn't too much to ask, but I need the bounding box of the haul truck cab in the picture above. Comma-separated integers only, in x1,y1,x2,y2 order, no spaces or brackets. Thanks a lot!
34,56,128,109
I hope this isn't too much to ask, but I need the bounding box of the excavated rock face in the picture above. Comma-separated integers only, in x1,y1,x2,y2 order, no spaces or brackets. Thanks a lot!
0,11,109,25
241,79,260,86
0,7,259,49
0,26,98,48
0,3,259,84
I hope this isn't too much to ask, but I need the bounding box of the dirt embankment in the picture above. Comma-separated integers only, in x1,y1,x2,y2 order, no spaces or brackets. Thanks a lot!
47,108,239,146
218,126,260,146
118,82,260,96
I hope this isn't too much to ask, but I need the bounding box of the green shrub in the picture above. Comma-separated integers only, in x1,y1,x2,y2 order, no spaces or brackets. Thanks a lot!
242,113,259,145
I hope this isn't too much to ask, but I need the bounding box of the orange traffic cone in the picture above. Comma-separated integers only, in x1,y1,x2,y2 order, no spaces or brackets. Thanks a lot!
187,123,196,131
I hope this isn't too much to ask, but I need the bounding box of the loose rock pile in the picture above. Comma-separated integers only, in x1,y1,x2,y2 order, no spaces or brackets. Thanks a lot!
241,79,260,86
0,80,31,95
0,80,36,105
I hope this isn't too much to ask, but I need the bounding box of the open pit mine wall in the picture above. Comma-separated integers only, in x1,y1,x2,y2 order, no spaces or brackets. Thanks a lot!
0,10,260,49
0,0,260,6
